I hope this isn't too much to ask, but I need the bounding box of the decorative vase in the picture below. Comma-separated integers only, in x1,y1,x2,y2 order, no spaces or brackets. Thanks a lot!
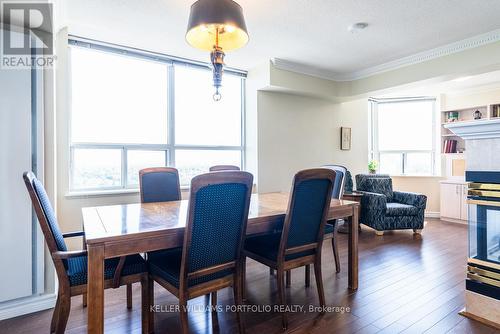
369,170,376,174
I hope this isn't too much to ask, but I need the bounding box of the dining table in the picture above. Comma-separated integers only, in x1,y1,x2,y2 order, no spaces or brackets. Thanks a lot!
82,192,360,334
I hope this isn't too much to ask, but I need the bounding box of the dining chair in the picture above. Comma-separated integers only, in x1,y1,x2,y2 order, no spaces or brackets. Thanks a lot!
147,171,253,334
23,172,149,334
243,168,336,329
139,167,181,203
273,165,345,284
321,164,347,274
209,165,241,172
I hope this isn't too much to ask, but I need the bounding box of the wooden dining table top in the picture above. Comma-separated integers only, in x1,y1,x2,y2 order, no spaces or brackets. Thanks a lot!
82,192,359,245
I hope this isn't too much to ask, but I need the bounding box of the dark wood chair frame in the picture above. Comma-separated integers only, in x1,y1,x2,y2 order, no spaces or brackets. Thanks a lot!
242,168,336,329
23,172,149,334
139,167,181,203
208,165,241,172
147,171,253,334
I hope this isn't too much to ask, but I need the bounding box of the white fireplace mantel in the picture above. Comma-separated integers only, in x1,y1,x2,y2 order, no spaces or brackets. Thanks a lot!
444,118,500,140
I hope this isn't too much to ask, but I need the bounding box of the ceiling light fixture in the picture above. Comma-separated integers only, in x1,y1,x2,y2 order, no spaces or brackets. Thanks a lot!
186,0,249,101
348,22,368,33
452,76,473,82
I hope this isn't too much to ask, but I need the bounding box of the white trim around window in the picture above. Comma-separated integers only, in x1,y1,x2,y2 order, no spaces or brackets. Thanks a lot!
369,97,439,176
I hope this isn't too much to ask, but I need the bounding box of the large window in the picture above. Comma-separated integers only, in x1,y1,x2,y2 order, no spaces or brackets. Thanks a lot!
69,40,245,191
370,98,437,176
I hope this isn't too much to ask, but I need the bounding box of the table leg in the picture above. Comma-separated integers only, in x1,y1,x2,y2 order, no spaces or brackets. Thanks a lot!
88,244,105,334
348,206,359,291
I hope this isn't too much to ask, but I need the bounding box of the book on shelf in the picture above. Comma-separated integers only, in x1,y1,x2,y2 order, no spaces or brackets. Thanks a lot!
443,139,457,153
492,104,500,118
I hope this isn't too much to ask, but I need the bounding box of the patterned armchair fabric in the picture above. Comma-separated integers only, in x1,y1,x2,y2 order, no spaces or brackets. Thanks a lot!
344,170,353,193
355,174,427,231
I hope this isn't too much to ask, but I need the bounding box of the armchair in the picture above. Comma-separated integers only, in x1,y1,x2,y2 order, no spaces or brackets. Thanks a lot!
355,174,427,235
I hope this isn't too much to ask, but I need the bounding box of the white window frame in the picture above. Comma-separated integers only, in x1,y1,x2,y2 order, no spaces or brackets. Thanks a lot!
68,38,246,192
369,97,438,176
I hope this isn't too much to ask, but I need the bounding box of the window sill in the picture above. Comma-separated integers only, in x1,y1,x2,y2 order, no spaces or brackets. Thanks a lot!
65,189,140,199
65,187,192,199
390,175,443,178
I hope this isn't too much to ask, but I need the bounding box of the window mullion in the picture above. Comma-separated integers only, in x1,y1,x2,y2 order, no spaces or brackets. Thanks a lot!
402,152,407,175
240,77,245,170
168,64,175,166
121,147,127,188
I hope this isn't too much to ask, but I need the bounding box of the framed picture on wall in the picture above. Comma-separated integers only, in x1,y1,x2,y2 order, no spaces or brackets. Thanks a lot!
341,127,351,150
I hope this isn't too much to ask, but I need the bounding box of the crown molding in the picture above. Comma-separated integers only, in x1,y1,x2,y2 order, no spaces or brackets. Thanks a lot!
272,29,500,82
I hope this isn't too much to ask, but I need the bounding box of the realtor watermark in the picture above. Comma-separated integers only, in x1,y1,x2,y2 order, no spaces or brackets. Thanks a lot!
150,304,351,314
1,0,55,69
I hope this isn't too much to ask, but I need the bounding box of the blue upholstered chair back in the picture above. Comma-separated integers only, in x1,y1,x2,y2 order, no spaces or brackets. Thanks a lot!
24,173,67,252
322,165,347,199
285,171,335,249
356,174,393,200
139,167,181,203
185,172,253,275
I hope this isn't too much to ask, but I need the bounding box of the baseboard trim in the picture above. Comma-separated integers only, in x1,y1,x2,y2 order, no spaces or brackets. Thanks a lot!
440,216,468,225
425,211,440,218
0,293,56,321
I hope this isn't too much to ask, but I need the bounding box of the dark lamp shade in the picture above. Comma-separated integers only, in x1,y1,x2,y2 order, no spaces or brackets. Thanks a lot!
186,0,248,51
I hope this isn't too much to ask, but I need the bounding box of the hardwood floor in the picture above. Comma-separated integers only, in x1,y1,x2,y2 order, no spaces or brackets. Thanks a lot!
2,219,498,334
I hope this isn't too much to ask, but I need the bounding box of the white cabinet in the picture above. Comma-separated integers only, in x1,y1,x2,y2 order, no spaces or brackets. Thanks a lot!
440,181,467,222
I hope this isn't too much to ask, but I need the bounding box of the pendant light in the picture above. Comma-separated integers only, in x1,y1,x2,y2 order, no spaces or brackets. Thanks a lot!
186,0,249,101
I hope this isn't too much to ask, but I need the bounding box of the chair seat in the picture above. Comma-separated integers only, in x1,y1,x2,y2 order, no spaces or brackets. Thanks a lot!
66,254,147,287
386,203,419,216
244,233,314,262
148,248,233,288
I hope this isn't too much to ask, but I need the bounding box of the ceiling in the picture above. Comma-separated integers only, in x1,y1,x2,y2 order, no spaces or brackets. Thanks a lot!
61,0,500,78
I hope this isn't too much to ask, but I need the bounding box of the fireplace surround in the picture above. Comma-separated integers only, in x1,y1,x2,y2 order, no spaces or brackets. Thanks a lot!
466,171,500,301
445,119,500,327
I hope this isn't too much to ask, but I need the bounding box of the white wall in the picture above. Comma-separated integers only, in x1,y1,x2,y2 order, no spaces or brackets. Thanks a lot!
329,99,370,177
255,92,370,193
257,92,337,192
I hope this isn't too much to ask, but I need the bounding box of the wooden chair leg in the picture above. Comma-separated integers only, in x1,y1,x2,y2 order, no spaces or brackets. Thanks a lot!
50,293,61,333
305,264,310,287
211,291,219,330
141,275,153,334
179,297,189,334
285,270,291,287
147,276,155,333
314,260,326,309
241,256,247,301
55,292,71,334
234,272,245,334
82,293,87,307
276,269,288,330
332,234,340,273
126,283,132,309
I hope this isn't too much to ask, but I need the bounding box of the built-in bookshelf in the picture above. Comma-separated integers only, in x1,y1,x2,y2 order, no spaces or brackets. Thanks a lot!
440,103,500,154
